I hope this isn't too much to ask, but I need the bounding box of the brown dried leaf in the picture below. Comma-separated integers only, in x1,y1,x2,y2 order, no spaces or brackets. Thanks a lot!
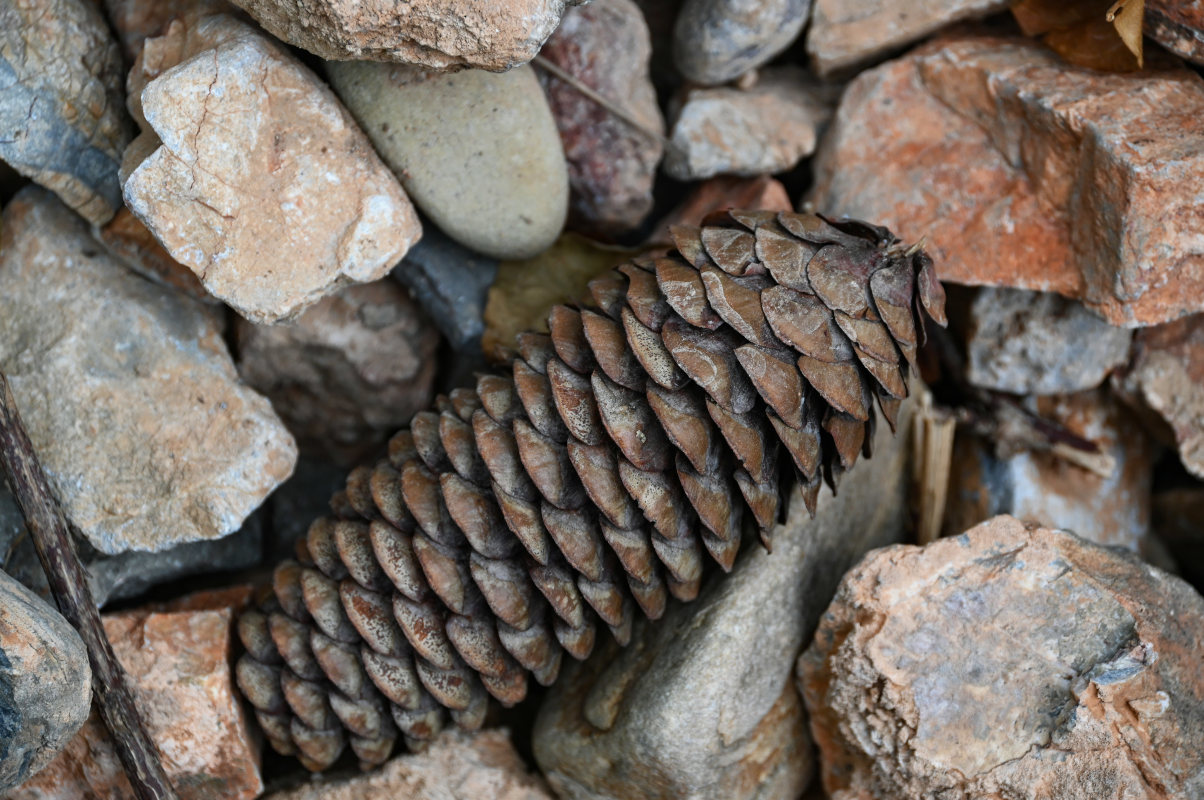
1011,0,1143,71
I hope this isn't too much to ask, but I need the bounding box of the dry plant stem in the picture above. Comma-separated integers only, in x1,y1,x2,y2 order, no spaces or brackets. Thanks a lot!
531,54,670,148
0,372,179,800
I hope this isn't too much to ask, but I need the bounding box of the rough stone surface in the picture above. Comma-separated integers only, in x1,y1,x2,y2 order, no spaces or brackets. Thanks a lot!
800,516,1204,799
1121,314,1204,479
263,457,347,562
966,287,1133,395
807,0,1008,76
327,61,567,260
1147,0,1204,66
665,67,833,180
227,0,574,70
391,224,498,352
533,398,913,800
647,174,792,246
0,0,132,224
262,730,553,800
808,36,1204,327
673,0,812,85
236,279,439,466
7,591,263,800
123,15,421,324
0,188,296,555
98,207,214,303
102,0,234,62
540,0,664,236
943,390,1153,553
0,571,91,792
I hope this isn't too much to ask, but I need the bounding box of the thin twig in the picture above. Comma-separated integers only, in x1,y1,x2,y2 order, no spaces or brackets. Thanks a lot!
532,54,671,148
0,371,178,800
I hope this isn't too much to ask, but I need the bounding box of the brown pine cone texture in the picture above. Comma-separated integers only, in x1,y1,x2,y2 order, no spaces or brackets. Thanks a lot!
234,209,947,771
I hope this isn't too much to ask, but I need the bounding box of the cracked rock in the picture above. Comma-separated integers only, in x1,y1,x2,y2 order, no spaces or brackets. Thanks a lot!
799,515,1204,800
0,0,133,224
122,14,420,324
0,187,296,554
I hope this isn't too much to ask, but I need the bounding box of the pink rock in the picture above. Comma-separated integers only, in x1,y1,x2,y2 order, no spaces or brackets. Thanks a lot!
1147,0,1204,66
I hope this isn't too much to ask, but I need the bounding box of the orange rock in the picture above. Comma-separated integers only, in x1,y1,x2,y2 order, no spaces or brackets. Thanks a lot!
809,36,1204,327
98,208,214,303
646,175,791,246
6,590,262,800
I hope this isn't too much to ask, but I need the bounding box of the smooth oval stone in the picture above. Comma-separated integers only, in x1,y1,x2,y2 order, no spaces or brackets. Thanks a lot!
328,61,569,260
0,570,92,791
672,0,813,85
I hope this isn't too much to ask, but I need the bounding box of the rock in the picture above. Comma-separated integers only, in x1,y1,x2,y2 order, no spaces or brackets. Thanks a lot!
98,207,214,303
532,397,914,800
1120,314,1204,479
0,0,132,224
263,457,348,562
261,730,553,800
646,174,792,246
236,280,440,466
102,0,234,62
539,0,665,236
807,0,1008,76
0,188,297,555
226,0,575,71
799,515,1204,799
1147,0,1204,66
673,0,812,85
0,489,48,602
943,389,1154,553
391,224,499,353
122,15,420,324
808,36,1204,327
664,67,833,181
326,61,567,260
6,591,263,800
966,287,1133,395
0,571,91,792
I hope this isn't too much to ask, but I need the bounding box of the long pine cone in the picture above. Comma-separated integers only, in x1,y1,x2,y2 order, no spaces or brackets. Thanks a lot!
235,209,948,771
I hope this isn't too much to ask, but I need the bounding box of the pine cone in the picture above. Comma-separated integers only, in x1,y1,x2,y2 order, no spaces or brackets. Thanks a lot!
235,209,947,771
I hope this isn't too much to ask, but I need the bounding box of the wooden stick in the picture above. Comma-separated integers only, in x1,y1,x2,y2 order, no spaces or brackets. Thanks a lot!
0,372,178,800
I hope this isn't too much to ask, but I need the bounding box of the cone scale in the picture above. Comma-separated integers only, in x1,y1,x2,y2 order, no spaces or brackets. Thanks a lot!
235,209,948,771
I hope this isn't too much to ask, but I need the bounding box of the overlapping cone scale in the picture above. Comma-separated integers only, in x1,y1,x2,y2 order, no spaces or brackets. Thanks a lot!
235,209,947,771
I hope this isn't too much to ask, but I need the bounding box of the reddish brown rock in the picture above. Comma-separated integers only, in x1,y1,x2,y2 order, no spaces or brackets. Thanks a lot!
102,0,234,62
6,591,262,800
262,730,553,800
539,0,664,236
809,36,1204,327
646,175,792,246
236,280,440,466
1120,314,1204,479
1147,0,1204,66
799,516,1204,800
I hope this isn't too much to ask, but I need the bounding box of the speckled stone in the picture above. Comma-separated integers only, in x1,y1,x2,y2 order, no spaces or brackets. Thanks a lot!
673,0,812,84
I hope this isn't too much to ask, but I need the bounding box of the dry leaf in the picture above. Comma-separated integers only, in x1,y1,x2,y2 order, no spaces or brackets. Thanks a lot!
1108,0,1146,66
482,233,641,361
1011,0,1144,71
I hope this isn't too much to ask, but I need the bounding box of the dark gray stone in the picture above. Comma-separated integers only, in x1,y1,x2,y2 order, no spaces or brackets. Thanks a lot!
672,0,812,85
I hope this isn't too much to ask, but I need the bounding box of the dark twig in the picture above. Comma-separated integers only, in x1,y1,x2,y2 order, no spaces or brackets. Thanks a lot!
0,371,178,800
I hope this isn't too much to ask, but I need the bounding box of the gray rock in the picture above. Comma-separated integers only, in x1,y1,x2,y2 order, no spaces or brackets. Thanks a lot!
533,397,913,800
673,0,812,85
665,67,834,180
966,288,1132,396
326,61,568,260
0,570,92,791
391,224,498,353
265,457,349,563
0,0,132,225
0,187,297,555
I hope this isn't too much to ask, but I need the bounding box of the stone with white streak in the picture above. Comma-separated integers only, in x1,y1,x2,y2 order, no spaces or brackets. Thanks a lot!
122,15,420,324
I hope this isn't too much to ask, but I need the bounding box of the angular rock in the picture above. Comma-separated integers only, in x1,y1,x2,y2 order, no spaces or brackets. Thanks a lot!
262,730,553,800
799,516,1204,799
808,36,1204,327
807,0,1008,76
0,571,91,792
236,280,440,466
539,0,665,236
966,287,1132,395
227,0,576,71
1147,0,1204,66
98,207,214,303
943,389,1153,553
391,224,499,353
646,174,792,246
102,0,234,62
327,61,567,260
673,0,812,85
533,398,914,800
664,67,833,180
1121,314,1204,479
122,15,420,324
0,0,132,224
0,188,296,554
7,591,263,800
